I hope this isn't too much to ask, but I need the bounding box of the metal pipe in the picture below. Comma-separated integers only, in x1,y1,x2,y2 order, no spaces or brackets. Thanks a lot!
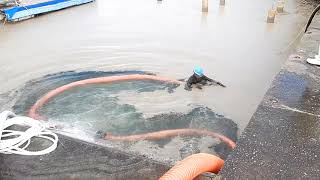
202,0,208,12
267,9,276,23
220,0,225,6
276,1,284,13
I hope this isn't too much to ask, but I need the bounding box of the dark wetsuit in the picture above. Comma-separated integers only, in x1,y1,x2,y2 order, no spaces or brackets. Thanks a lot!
184,74,225,90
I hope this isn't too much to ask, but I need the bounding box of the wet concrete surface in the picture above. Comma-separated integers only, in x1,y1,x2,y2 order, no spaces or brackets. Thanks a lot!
0,134,170,180
220,13,320,179
0,133,218,180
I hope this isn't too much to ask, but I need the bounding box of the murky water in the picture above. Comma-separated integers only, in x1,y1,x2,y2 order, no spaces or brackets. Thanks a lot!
0,0,309,160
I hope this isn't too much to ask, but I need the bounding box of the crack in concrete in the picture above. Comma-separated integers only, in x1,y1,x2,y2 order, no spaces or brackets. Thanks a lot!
279,104,320,117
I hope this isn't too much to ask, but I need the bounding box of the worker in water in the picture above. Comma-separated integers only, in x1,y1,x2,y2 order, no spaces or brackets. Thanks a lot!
184,66,226,91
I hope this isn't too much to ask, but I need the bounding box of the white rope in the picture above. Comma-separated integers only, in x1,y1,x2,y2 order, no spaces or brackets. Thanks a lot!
0,111,58,155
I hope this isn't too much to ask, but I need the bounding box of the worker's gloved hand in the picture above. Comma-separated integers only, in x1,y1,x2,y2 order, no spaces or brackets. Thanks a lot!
145,72,157,76
178,78,186,82
217,82,226,87
168,87,174,93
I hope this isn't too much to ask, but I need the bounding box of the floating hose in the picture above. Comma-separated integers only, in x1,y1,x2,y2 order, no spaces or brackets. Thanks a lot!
159,153,224,180
27,74,236,179
0,111,58,155
28,74,235,147
28,74,182,120
104,128,236,149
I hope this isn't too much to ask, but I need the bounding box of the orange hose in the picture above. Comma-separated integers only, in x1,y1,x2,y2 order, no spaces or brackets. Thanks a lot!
28,74,235,147
159,153,224,180
104,128,236,149
28,74,182,120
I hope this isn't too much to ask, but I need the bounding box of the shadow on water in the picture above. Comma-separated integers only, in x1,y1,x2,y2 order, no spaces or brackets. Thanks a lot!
6,71,238,159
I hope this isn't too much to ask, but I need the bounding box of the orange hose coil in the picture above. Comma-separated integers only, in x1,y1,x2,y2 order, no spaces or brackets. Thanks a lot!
28,74,182,120
104,128,236,149
159,153,224,180
29,74,235,148
28,74,236,180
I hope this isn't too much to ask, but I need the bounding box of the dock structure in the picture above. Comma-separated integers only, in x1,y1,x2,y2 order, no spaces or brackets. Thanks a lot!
0,0,94,22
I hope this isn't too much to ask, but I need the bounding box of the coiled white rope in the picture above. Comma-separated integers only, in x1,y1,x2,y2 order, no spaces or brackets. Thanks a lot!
0,111,58,155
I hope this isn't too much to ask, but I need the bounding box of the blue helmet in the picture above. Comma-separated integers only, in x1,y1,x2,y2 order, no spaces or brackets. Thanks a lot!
194,66,204,76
